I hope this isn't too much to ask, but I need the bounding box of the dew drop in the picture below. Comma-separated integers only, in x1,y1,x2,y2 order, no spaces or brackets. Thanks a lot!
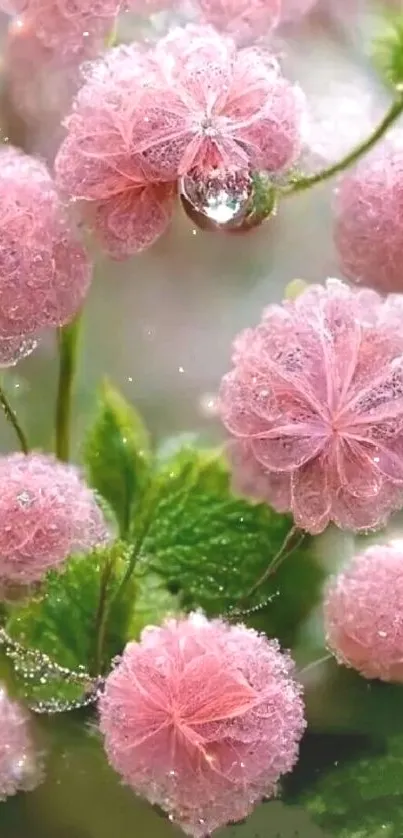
0,334,39,368
180,167,252,228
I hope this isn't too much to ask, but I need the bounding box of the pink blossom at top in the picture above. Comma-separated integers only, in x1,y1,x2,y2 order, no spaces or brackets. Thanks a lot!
219,278,403,535
99,612,305,837
0,146,92,342
324,540,403,682
0,683,43,800
335,145,403,294
0,0,121,58
0,453,111,586
280,0,318,21
55,28,303,257
195,0,281,42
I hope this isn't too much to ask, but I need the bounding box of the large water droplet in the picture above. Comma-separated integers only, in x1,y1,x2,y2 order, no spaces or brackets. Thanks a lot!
180,167,252,228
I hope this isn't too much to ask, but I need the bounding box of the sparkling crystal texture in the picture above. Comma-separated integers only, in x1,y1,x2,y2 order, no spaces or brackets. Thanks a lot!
325,540,403,682
219,278,403,534
99,613,305,837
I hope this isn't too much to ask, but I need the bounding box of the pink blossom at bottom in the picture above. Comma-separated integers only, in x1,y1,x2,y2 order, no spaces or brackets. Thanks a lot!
0,684,43,800
324,540,403,682
219,278,403,535
0,453,111,586
99,613,305,837
335,145,403,294
195,0,281,42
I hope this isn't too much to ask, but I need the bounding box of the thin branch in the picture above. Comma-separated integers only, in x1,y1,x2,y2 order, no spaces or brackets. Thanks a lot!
0,383,29,454
285,95,403,195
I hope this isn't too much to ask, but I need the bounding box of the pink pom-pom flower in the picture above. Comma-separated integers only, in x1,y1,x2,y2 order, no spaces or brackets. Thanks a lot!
0,146,91,348
55,27,303,258
0,683,43,800
219,278,403,535
99,613,305,837
0,0,121,59
0,453,110,586
195,0,281,42
324,540,403,683
335,145,403,294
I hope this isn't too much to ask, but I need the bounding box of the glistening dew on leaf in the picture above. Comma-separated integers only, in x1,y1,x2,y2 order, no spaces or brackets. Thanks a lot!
99,613,306,837
0,453,111,586
0,146,92,357
55,25,304,256
0,683,43,800
324,540,403,683
219,278,403,534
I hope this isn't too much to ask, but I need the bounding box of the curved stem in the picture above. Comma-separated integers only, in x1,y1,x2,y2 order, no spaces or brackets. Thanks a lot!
228,525,306,618
55,314,82,462
299,653,333,677
0,382,29,454
285,95,403,195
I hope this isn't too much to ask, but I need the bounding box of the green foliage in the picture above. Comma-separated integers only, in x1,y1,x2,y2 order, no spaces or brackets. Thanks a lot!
298,735,403,838
6,543,136,678
83,380,152,537
131,447,322,642
373,12,403,90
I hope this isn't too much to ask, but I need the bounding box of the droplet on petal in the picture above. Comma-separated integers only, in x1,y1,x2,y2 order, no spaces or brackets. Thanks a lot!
180,166,253,228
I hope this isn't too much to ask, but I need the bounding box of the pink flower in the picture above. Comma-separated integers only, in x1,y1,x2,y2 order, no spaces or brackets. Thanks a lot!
99,613,305,837
55,44,176,258
0,146,91,343
334,145,403,294
0,453,110,586
195,0,281,42
0,683,43,800
324,540,403,682
55,28,303,257
0,0,120,58
219,278,403,535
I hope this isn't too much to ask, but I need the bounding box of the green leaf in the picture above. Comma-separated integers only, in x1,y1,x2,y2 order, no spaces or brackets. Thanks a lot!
5,543,136,680
298,735,403,838
132,447,321,643
83,380,152,537
373,12,403,90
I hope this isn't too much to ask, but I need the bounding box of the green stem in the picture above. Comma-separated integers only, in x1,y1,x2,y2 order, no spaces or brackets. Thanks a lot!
0,382,29,453
92,555,115,677
229,526,306,618
285,95,403,195
55,314,82,462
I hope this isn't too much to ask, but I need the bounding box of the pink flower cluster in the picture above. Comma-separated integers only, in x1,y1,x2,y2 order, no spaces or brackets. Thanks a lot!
0,146,91,365
324,540,403,683
0,683,42,800
219,278,403,535
335,144,403,294
99,613,305,837
0,0,121,60
0,453,110,587
55,25,304,258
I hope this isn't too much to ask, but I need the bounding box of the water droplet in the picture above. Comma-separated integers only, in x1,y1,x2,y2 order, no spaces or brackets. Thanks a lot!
0,335,39,368
180,167,252,228
16,490,34,509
